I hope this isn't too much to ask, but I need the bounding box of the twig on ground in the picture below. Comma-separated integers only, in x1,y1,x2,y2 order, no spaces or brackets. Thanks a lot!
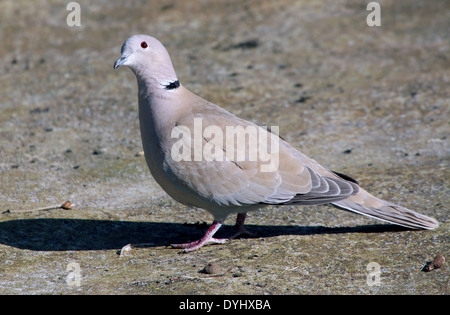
2,200,74,214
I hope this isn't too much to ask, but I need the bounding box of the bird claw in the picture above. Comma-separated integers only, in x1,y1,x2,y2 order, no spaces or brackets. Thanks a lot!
171,237,228,252
170,220,225,252
170,213,251,252
171,226,253,252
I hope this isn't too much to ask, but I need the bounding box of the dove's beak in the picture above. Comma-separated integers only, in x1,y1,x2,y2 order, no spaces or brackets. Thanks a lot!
114,54,129,69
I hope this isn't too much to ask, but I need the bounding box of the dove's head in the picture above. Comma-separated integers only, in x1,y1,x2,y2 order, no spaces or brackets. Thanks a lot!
114,35,178,89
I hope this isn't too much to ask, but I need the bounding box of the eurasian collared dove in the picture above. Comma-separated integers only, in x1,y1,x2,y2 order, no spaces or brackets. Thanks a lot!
114,35,439,251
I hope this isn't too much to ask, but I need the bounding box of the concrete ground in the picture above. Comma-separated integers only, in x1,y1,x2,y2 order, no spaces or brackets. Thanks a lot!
0,0,448,294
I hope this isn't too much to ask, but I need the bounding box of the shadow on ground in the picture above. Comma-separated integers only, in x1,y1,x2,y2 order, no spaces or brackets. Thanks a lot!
0,218,407,251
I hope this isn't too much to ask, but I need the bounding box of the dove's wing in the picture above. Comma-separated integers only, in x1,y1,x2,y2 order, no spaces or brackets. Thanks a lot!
163,108,359,208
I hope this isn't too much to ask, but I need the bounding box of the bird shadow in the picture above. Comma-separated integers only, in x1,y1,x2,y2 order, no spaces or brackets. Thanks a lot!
0,218,408,251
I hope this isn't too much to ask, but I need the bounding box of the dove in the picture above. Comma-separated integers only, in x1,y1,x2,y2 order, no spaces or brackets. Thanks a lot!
114,35,439,251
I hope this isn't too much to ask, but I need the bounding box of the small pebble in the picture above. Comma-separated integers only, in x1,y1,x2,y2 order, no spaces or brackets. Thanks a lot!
119,244,133,257
422,253,445,272
202,262,222,274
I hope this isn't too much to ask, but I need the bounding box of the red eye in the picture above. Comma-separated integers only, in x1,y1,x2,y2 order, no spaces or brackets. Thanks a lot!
141,41,148,49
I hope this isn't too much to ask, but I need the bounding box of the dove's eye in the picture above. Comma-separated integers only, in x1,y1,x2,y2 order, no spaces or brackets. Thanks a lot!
141,41,148,49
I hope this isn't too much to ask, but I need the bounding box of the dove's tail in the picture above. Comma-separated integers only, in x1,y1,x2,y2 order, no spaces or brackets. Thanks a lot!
332,188,439,230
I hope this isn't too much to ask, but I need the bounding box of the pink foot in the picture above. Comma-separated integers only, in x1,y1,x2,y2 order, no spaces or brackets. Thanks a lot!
171,213,250,252
228,213,254,239
171,221,227,252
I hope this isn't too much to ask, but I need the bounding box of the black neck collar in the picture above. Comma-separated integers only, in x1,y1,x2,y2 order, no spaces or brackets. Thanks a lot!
163,80,180,90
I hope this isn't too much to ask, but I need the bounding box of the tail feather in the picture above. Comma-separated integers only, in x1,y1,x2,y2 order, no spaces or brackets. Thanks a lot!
332,188,439,230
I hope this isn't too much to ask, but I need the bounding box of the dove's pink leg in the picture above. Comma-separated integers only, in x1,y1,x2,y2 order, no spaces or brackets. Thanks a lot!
229,213,253,238
171,221,227,251
171,213,250,251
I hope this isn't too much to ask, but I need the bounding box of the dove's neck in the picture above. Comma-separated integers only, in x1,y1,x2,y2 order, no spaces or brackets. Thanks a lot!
136,74,192,149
